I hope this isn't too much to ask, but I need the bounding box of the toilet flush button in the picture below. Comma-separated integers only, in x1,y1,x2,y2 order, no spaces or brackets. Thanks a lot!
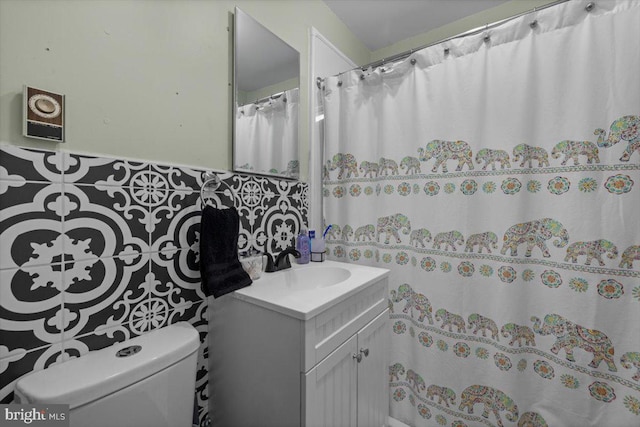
116,345,142,358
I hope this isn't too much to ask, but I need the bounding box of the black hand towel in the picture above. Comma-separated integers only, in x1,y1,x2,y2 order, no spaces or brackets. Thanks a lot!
199,205,252,298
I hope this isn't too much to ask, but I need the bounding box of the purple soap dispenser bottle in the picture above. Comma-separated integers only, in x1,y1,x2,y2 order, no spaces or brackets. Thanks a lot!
296,228,310,264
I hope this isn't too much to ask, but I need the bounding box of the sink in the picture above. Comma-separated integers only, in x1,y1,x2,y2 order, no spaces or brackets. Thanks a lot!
280,266,351,290
231,260,390,320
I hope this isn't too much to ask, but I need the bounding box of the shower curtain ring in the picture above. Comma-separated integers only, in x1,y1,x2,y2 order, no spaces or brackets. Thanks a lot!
530,19,538,29
585,2,595,12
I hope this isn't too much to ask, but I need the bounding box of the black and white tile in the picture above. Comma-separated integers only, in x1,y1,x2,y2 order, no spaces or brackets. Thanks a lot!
150,249,203,316
148,163,203,193
62,254,150,338
0,144,307,426
0,183,64,270
150,190,201,253
63,152,147,188
0,145,64,183
63,184,150,260
0,265,64,353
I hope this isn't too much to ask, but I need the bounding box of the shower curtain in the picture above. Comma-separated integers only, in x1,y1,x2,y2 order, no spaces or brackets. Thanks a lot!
322,1,640,426
235,88,299,177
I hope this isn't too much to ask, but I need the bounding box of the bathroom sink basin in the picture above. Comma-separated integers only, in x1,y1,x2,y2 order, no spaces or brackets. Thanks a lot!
232,260,389,320
280,266,351,290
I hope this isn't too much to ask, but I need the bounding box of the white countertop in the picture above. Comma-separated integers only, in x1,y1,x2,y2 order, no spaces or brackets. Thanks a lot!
232,260,389,320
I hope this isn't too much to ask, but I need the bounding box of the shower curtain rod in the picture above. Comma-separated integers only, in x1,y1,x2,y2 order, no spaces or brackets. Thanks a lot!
239,90,286,109
254,90,285,105
317,0,574,88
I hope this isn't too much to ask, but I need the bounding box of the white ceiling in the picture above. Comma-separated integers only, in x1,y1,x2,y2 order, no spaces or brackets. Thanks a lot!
323,0,510,51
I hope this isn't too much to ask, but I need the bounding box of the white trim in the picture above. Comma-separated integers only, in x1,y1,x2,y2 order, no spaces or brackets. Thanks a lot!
387,416,412,427
310,28,358,71
308,27,357,234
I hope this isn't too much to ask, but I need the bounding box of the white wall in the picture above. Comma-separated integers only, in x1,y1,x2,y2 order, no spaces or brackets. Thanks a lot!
371,0,561,62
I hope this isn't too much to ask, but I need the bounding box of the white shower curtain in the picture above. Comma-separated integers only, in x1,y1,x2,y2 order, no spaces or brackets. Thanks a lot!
323,1,640,426
235,88,299,176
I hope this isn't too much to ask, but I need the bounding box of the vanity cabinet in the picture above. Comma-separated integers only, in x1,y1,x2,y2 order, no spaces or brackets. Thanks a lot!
208,263,389,427
304,308,389,427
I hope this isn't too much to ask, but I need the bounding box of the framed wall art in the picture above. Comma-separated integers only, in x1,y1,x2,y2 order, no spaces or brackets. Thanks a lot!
23,85,65,142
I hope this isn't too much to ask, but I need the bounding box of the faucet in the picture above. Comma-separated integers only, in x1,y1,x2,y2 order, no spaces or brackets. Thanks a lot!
264,247,301,272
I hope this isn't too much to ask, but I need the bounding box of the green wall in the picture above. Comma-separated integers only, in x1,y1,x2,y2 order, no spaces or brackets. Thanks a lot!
0,0,368,181
0,0,558,181
238,77,299,107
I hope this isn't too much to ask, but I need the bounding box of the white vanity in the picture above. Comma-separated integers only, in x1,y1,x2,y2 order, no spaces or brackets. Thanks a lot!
208,260,390,427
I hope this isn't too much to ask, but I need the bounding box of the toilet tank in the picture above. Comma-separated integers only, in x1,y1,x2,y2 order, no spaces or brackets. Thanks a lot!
15,322,200,427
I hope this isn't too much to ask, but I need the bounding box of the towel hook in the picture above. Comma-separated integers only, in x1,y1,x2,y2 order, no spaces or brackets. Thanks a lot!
200,171,236,208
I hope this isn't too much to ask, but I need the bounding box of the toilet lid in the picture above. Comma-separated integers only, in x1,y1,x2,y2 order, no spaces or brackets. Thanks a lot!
14,322,199,409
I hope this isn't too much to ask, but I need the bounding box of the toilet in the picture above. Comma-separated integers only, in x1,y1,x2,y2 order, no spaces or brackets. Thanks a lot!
14,322,200,427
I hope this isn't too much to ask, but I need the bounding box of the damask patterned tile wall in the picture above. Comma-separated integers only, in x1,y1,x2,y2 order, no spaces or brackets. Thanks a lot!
0,144,308,426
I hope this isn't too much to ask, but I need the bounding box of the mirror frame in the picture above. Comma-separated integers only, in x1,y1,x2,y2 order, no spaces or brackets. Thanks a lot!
233,7,300,180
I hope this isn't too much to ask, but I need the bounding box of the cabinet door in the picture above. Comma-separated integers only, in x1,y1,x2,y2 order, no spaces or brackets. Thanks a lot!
357,309,389,427
304,335,358,427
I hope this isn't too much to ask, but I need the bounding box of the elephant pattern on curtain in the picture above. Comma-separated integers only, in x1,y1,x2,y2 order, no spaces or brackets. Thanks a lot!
323,2,640,426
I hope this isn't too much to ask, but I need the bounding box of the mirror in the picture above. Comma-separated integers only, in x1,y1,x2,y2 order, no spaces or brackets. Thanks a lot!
233,8,300,179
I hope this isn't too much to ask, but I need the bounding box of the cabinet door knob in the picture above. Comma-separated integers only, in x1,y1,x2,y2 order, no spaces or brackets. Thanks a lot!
353,353,363,362
360,348,369,357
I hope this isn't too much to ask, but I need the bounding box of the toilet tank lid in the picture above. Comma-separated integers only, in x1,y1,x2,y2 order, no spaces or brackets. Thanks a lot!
15,322,200,409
